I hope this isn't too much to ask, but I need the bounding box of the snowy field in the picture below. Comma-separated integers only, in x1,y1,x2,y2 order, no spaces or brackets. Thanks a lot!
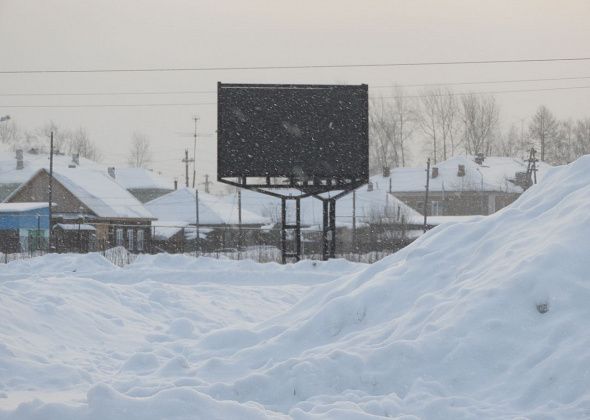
2,156,590,419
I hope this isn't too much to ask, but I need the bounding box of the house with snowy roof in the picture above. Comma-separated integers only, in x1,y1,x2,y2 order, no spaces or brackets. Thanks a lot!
145,187,270,252
4,167,155,253
378,155,551,217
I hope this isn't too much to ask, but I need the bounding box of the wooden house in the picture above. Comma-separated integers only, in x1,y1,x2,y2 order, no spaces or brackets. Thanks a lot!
4,168,155,253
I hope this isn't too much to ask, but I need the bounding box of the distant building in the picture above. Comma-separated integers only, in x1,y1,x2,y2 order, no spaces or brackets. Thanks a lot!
381,156,551,216
108,167,175,203
0,151,175,204
0,202,49,254
145,187,269,252
4,168,154,253
223,185,424,253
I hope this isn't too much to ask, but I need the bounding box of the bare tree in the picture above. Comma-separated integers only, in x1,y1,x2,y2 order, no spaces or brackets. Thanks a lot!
369,96,398,175
436,88,460,159
0,120,20,145
460,93,499,156
528,105,558,162
67,127,102,161
496,123,522,157
418,89,441,163
128,132,152,168
38,121,69,153
573,118,590,158
417,87,460,163
391,87,415,167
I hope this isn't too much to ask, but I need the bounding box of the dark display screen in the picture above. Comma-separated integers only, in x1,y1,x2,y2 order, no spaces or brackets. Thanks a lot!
218,83,368,181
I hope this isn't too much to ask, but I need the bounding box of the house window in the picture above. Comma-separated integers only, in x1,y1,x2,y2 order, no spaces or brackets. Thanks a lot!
116,229,124,247
431,201,442,216
128,229,134,251
137,230,144,252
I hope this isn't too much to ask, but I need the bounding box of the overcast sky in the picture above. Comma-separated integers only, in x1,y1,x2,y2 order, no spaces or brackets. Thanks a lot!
1,0,589,190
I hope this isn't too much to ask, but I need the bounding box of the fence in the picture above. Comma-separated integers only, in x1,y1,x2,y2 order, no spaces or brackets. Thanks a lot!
1,221,419,265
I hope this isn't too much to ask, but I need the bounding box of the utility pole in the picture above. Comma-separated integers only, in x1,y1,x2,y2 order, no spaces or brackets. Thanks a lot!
423,158,431,233
192,116,199,188
195,189,200,256
182,149,194,188
48,132,54,251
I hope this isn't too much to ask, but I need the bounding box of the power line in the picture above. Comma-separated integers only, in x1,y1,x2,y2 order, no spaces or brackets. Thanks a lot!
378,84,590,99
0,90,217,97
3,75,590,97
2,85,590,109
0,102,215,109
1,56,590,74
372,75,590,89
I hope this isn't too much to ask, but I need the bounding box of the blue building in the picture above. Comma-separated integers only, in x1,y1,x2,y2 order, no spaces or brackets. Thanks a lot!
0,203,50,254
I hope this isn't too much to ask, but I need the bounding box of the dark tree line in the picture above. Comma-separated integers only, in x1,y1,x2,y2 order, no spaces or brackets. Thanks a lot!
369,86,590,172
0,120,102,161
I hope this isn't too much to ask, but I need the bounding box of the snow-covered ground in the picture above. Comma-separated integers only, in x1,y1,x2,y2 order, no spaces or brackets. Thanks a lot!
2,156,590,419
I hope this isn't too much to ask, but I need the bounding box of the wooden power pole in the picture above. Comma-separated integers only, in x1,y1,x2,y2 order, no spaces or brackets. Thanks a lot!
48,131,54,251
202,174,212,194
182,149,194,188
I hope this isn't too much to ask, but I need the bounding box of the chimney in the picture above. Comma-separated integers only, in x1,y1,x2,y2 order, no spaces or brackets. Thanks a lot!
108,167,116,179
457,164,465,177
16,149,24,170
367,181,374,192
475,153,485,165
72,154,80,166
174,179,178,190
382,167,390,177
431,167,439,178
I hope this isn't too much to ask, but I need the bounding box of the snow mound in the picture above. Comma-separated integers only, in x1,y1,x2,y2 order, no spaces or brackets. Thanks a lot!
2,157,590,418
199,156,590,418
1,252,116,277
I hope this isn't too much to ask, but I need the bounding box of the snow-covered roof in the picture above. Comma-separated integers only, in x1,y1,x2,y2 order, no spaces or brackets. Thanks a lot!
225,185,422,228
113,168,174,190
152,221,211,240
375,156,552,194
409,215,484,226
0,202,48,213
50,168,153,219
146,187,269,225
8,167,154,220
0,150,105,185
54,223,96,231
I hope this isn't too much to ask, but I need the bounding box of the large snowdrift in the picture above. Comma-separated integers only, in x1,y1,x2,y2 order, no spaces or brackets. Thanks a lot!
2,156,590,419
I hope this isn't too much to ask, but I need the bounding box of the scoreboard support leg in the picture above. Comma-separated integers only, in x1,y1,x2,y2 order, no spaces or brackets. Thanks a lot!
322,200,329,261
281,197,302,264
218,178,365,264
321,198,337,261
329,198,336,259
281,197,287,264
